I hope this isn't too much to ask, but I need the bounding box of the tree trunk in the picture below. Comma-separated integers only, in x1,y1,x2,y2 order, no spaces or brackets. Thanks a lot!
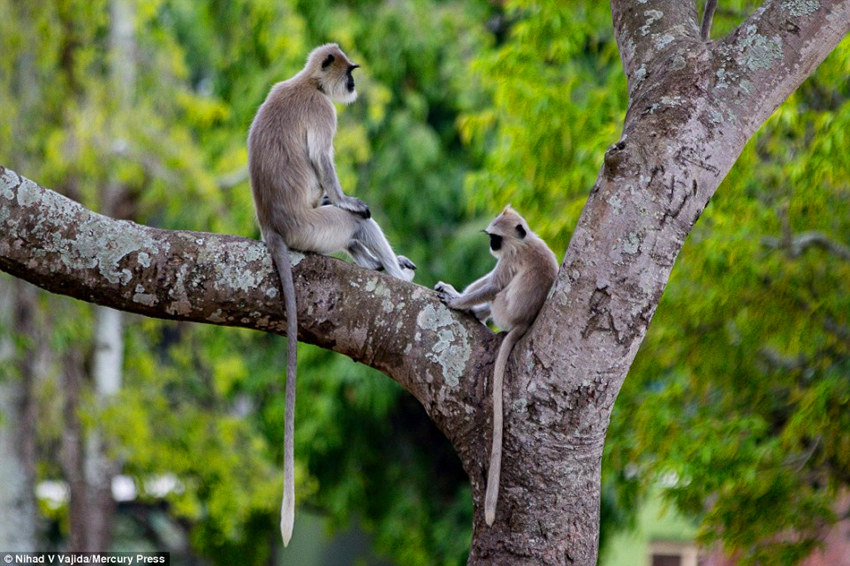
0,279,38,551
0,2,44,547
469,1,850,562
0,1,848,563
84,306,123,551
73,0,137,550
61,347,90,552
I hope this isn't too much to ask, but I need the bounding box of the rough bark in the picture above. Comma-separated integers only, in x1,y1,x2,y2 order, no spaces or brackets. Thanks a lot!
0,1,848,563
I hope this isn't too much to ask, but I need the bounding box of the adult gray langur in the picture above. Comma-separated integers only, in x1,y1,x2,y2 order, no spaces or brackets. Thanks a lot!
248,43,415,546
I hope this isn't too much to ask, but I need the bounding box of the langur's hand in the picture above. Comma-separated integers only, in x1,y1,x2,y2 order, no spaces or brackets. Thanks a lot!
434,281,460,306
339,196,371,219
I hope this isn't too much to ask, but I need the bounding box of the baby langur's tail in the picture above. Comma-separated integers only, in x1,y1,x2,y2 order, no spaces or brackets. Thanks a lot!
264,231,299,547
484,325,528,526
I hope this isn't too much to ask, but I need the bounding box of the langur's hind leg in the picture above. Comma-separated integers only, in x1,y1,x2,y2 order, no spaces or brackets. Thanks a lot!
289,206,359,255
397,255,417,272
350,240,417,279
353,218,414,281
350,229,416,276
347,240,382,270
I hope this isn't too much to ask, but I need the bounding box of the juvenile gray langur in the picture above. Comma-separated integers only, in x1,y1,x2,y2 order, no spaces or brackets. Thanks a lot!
248,43,415,547
435,206,558,526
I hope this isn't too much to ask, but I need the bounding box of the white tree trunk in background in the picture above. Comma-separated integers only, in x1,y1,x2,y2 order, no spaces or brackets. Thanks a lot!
0,279,37,551
77,0,136,551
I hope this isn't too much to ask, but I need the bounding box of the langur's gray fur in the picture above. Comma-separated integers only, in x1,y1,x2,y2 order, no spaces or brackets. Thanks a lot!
248,43,415,547
435,206,558,526
701,0,717,41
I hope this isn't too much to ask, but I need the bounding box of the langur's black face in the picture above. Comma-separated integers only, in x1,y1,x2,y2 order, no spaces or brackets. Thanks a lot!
346,64,359,93
488,232,503,252
315,46,359,104
485,207,529,256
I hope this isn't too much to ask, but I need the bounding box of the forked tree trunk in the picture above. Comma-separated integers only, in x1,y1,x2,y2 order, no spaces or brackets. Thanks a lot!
0,1,847,563
470,2,849,562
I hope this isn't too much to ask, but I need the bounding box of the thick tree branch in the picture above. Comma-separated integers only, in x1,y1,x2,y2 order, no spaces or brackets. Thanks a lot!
560,1,850,422
613,0,850,119
612,0,700,96
712,0,850,140
0,165,496,474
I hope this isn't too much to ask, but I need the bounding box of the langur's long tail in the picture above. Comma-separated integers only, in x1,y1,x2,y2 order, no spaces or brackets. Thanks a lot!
484,326,526,526
265,232,299,547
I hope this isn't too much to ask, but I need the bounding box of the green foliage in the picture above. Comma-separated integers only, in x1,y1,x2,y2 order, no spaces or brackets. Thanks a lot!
114,323,286,564
459,0,626,254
